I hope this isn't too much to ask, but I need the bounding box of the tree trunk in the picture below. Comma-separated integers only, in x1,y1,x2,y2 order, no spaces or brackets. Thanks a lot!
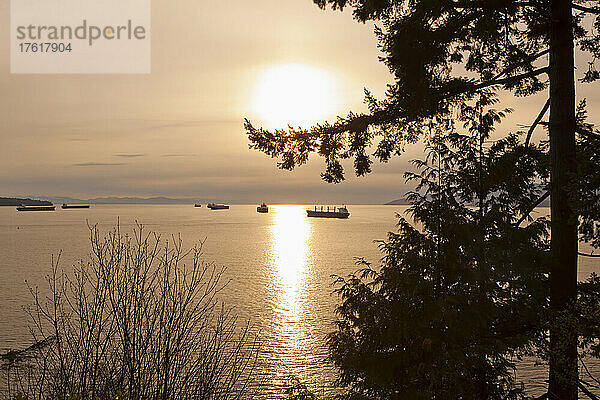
548,0,578,398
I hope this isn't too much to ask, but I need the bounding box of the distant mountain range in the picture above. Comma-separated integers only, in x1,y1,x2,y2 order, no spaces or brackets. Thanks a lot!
385,198,410,205
385,197,551,207
0,197,53,206
0,196,551,207
47,197,415,205
1,195,413,206
38,196,202,205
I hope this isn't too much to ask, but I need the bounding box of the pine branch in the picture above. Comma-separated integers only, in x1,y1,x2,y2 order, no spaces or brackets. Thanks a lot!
448,0,539,9
572,4,600,14
578,252,600,258
536,121,600,141
491,49,550,81
248,66,550,149
515,190,550,227
576,126,600,139
580,356,600,389
471,66,549,92
525,98,551,147
365,66,550,126
578,380,600,400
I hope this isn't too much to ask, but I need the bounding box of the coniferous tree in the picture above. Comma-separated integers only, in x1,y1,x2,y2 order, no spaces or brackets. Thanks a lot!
328,97,552,399
245,1,600,397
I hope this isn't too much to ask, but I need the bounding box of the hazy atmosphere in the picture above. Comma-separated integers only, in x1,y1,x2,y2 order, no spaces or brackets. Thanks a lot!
2,0,598,203
3,1,600,399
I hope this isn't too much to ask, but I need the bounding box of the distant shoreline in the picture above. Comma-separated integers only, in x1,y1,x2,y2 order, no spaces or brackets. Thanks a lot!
2,196,414,206
0,196,551,207
0,197,52,206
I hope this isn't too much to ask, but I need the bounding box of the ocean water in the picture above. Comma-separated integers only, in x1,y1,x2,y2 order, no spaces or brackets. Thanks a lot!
0,204,598,397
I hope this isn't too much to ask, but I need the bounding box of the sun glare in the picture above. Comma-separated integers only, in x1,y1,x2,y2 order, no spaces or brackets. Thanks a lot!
270,205,312,316
252,64,339,129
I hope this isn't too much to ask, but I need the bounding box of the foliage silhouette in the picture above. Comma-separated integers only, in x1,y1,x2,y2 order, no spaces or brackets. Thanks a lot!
2,224,260,400
245,0,600,397
328,100,551,399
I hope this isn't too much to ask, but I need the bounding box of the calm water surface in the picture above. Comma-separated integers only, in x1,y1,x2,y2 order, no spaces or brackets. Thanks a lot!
0,204,598,397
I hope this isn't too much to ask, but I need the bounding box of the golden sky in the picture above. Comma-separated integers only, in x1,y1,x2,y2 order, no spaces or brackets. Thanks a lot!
1,0,599,203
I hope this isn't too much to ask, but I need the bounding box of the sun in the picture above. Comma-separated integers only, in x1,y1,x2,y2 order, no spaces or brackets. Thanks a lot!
252,63,339,129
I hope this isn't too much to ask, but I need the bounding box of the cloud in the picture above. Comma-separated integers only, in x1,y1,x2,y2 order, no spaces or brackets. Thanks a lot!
141,119,240,132
75,162,128,167
116,153,145,158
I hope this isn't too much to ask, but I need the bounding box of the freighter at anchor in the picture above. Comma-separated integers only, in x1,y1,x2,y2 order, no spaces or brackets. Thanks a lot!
16,205,56,212
306,205,349,219
207,203,230,210
61,204,90,209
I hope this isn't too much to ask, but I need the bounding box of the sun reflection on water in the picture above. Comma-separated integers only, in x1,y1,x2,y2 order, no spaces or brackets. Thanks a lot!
268,205,313,382
270,205,311,318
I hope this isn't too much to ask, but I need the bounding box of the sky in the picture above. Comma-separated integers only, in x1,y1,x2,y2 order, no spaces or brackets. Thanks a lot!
1,0,599,204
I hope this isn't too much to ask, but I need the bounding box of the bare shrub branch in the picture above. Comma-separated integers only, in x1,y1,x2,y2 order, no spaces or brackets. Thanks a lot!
3,223,261,400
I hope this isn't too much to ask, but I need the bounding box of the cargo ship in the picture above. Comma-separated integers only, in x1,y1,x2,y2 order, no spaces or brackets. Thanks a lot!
194,203,202,207
61,204,90,209
306,205,349,219
257,203,269,213
207,203,229,210
16,205,56,212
